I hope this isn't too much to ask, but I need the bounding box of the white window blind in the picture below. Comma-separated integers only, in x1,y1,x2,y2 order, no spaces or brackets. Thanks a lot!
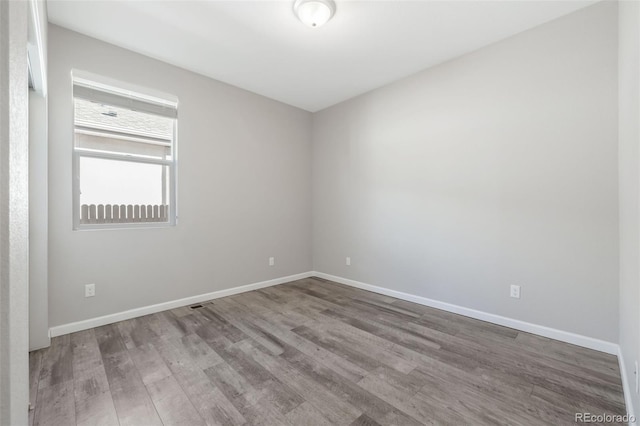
73,80,178,119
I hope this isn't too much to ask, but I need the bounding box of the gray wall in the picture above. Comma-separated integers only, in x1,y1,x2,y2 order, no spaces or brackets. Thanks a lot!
618,0,640,417
29,91,49,351
312,2,619,342
48,25,312,328
0,0,29,424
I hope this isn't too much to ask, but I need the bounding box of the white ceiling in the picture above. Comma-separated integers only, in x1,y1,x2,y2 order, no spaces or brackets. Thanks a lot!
47,0,597,112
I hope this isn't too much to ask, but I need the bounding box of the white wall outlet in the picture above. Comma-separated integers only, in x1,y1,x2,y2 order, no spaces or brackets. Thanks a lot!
85,283,95,298
346,257,351,266
635,360,638,393
269,257,275,266
510,285,521,299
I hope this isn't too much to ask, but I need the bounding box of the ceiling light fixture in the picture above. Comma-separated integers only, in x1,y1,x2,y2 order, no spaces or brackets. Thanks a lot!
294,0,336,28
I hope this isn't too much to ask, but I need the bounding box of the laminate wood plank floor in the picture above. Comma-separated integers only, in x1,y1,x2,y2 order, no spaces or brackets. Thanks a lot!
30,277,627,426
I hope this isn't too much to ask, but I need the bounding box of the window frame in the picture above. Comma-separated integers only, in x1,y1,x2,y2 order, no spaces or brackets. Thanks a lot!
71,72,178,231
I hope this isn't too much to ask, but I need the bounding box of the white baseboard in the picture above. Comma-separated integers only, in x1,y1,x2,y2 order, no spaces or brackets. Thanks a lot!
311,271,619,355
618,348,638,425
49,269,633,420
50,269,618,354
311,272,639,420
49,271,314,338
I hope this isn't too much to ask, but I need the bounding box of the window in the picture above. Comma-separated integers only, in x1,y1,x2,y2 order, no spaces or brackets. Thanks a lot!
72,72,178,229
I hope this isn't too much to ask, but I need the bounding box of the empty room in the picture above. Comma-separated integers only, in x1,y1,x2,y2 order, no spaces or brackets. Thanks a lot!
1,0,640,424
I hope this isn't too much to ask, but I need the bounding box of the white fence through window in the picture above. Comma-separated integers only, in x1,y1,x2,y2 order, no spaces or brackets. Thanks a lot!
80,204,169,224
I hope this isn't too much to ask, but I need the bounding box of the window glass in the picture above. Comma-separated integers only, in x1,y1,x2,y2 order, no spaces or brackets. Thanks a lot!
72,76,177,229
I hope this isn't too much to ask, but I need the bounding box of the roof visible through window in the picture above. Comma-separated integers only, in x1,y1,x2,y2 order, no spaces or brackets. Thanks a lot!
74,98,174,140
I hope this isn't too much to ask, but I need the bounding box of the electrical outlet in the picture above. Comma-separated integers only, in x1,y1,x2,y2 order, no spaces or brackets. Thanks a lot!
85,283,95,298
510,285,521,299
269,257,275,267
346,257,351,266
635,360,638,393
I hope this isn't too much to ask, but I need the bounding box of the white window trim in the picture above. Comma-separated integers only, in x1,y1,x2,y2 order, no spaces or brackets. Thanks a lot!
71,71,178,231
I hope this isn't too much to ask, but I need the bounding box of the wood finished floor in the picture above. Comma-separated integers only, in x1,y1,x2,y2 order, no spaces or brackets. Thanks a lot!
29,277,626,426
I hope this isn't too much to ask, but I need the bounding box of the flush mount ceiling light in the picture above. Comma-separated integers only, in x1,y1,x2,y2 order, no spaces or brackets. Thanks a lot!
294,0,336,28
